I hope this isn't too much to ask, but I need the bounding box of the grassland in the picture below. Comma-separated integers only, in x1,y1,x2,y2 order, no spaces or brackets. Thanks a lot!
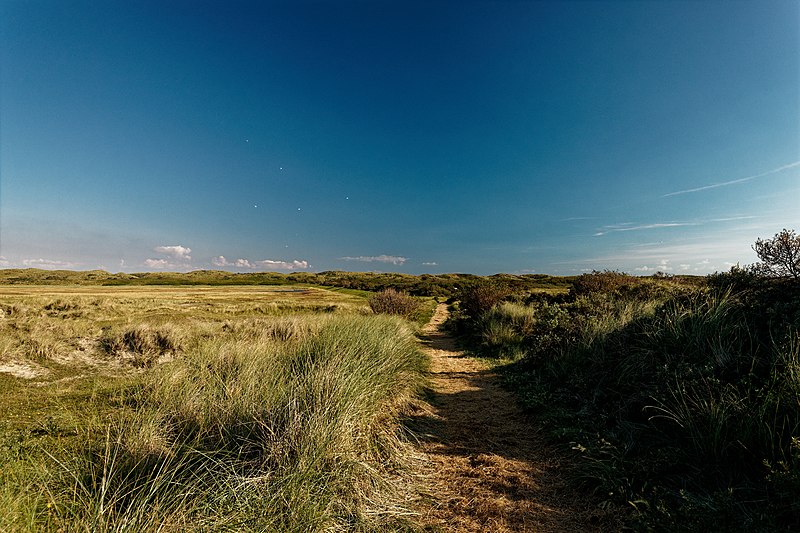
0,268,573,297
6,267,792,531
0,284,433,532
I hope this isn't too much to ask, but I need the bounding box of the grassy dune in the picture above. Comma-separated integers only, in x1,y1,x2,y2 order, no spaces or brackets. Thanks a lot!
452,272,800,531
0,286,430,532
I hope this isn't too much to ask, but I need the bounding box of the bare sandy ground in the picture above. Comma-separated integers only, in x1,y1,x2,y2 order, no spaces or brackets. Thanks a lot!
412,303,600,532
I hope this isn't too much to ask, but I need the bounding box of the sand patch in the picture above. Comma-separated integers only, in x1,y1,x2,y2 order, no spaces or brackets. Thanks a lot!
0,360,50,379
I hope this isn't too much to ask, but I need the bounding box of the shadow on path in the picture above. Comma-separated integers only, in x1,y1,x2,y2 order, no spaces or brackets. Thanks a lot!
409,304,602,532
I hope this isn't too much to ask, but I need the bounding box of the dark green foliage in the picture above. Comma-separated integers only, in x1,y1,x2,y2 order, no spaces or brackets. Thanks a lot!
458,283,511,321
752,228,800,279
455,273,800,530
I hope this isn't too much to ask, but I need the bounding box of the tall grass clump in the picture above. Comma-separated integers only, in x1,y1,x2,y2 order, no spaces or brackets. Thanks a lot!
99,323,186,367
42,314,426,532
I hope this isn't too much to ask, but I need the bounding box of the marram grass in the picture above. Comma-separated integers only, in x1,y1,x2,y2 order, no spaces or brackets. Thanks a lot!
11,314,426,532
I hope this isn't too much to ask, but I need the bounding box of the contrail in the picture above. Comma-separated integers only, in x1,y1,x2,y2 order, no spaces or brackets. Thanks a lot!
663,160,800,197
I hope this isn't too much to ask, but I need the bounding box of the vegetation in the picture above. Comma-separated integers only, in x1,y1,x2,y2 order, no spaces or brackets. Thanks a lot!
368,288,423,320
753,228,800,279
0,268,573,297
451,268,800,531
0,286,428,531
7,251,795,531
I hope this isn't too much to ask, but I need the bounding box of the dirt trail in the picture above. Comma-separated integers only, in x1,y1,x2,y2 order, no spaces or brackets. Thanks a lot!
412,303,597,532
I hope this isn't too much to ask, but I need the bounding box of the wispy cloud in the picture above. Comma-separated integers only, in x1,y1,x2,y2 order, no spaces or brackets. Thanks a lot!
707,215,761,223
594,215,762,237
21,258,81,269
340,255,408,265
558,233,758,274
663,161,800,197
421,261,438,266
560,216,596,222
594,222,698,236
154,245,192,260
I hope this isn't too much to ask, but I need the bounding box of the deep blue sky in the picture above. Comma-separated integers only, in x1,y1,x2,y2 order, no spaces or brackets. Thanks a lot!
2,0,798,275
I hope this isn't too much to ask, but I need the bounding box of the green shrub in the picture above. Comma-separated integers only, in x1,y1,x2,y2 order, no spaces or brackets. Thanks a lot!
458,283,510,321
570,270,637,297
367,288,421,319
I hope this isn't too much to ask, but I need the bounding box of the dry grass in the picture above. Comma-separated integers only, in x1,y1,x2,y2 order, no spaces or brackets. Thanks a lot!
0,285,428,532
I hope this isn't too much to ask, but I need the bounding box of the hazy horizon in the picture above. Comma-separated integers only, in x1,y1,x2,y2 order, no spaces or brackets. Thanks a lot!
2,1,798,276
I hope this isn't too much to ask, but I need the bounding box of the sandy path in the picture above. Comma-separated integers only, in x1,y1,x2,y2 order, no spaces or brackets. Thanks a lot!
412,303,597,532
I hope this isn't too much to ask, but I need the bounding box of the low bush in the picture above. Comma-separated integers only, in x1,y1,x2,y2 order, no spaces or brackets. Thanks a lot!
368,288,421,319
569,270,637,297
457,283,510,321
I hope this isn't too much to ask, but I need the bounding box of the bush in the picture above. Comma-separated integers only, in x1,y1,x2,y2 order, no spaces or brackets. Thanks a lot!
458,283,510,321
570,270,636,297
367,288,421,319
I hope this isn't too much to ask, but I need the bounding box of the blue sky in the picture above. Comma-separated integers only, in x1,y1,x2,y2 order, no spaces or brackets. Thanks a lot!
1,0,798,275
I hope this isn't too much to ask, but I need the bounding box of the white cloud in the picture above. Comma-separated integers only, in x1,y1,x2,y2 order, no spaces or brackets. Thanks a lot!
211,256,227,267
212,256,256,269
340,255,407,265
235,259,255,268
212,256,308,271
154,245,192,260
0,256,10,267
21,258,80,269
663,160,800,197
257,259,309,270
635,259,673,273
422,261,438,266
144,258,172,269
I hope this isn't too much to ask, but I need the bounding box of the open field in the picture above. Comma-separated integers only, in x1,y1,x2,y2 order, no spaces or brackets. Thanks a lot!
0,268,576,297
0,285,432,531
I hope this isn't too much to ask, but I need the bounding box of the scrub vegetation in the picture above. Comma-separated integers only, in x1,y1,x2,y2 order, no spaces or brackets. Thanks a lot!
0,268,572,297
0,286,430,532
450,266,800,531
